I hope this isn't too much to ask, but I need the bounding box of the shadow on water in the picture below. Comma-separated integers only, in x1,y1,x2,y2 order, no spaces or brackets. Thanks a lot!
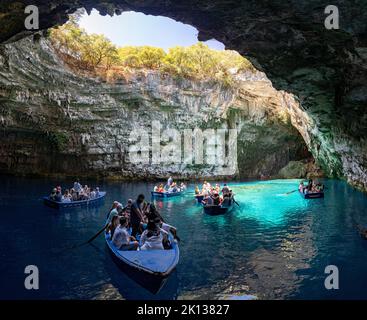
103,246,179,300
87,241,179,299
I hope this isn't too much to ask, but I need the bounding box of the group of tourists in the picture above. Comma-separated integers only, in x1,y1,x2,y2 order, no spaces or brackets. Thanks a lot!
299,179,324,194
49,181,101,202
106,194,179,251
195,181,233,206
153,176,187,193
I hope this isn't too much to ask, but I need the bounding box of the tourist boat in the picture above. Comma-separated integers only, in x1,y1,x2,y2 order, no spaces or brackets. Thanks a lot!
299,190,324,199
105,230,179,280
151,190,185,198
43,192,106,209
203,197,236,215
195,194,204,203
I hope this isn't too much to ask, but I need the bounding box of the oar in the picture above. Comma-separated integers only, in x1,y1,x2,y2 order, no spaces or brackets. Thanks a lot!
233,199,240,207
86,222,109,244
55,216,110,254
285,189,297,195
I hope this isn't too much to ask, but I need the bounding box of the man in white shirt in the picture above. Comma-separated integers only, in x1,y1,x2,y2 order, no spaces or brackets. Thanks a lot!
112,217,138,251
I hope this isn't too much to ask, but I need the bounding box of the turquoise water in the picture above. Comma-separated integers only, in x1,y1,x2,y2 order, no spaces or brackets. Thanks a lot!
1,177,367,299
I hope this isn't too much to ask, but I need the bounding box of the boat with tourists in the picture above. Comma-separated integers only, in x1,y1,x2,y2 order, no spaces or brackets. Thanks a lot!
298,179,325,199
105,229,179,278
43,181,105,209
203,195,236,215
103,194,180,283
195,181,237,215
151,177,186,198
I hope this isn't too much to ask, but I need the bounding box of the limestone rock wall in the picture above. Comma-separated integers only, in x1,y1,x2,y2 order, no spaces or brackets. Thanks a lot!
0,36,308,180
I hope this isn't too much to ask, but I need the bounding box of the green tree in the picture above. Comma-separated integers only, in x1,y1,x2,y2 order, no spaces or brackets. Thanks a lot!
118,46,166,69
49,21,255,84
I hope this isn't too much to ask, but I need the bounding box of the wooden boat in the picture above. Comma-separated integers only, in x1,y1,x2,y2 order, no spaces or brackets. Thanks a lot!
151,190,184,198
299,190,324,199
203,197,235,215
195,194,204,203
105,230,179,278
43,191,106,209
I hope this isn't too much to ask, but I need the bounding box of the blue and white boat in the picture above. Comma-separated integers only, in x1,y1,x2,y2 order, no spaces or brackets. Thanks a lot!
43,191,106,209
151,190,185,198
105,230,179,278
203,196,236,215
299,190,324,199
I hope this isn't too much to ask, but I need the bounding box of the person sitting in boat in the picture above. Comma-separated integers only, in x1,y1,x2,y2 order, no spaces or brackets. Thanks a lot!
221,195,230,206
164,176,173,190
145,203,164,223
180,182,187,191
70,188,78,201
112,216,138,251
54,186,63,202
172,183,178,192
140,221,168,251
306,179,313,193
107,214,120,239
168,176,173,186
78,187,87,200
131,194,146,237
107,201,121,222
167,183,178,193
202,193,214,205
212,192,221,205
222,184,230,195
73,180,82,197
312,181,324,193
122,199,133,219
203,181,211,192
299,182,305,193
95,187,100,197
83,185,90,198
62,189,72,202
153,185,159,192
317,183,324,192
195,186,200,195
89,188,96,199
49,188,57,201
116,203,125,216
214,184,220,193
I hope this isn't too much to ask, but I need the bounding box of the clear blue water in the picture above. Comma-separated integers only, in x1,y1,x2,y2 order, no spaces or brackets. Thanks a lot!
1,176,367,300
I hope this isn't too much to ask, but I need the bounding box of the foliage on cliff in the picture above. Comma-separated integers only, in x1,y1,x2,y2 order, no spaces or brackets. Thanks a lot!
49,18,255,85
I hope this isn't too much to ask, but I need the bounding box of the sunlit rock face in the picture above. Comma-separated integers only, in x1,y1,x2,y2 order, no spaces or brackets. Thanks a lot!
0,0,366,188
0,36,307,179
